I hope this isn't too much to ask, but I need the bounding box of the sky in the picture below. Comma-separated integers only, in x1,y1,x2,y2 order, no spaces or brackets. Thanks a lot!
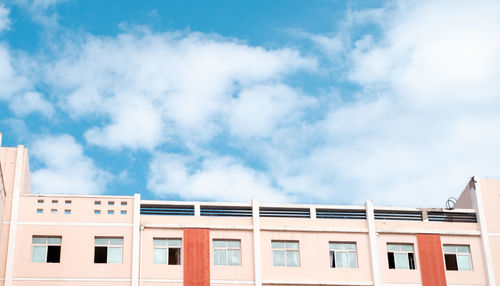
1,0,500,207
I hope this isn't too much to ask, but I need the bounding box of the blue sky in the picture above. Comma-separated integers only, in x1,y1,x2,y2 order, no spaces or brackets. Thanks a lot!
1,0,500,207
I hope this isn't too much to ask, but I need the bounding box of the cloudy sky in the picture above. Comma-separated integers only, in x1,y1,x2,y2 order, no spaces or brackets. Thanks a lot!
1,0,499,207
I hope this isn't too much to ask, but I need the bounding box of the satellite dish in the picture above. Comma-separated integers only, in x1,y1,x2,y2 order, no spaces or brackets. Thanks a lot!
445,197,457,210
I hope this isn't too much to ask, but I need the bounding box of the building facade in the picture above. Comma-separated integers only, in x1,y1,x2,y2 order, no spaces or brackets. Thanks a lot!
1,137,500,286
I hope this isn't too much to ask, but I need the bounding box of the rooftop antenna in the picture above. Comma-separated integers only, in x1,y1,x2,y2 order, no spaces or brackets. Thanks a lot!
445,197,456,210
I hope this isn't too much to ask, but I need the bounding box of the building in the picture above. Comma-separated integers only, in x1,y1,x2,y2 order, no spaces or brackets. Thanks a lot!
1,135,500,286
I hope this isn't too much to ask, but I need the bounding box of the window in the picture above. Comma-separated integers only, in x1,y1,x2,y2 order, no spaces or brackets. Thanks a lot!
387,243,415,269
64,209,71,214
443,245,472,271
52,200,58,204
51,209,57,213
121,210,127,215
153,238,182,265
94,210,101,214
32,236,61,263
94,237,123,263
108,201,115,206
65,200,71,205
213,240,241,266
329,242,357,268
121,201,127,206
37,209,43,213
37,199,44,204
95,201,101,205
272,241,299,267
108,210,114,214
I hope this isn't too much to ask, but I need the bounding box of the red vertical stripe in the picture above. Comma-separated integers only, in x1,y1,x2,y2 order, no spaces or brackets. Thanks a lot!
417,234,447,286
184,228,210,286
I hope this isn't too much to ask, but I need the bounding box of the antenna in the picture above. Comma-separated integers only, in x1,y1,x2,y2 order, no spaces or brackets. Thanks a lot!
445,197,457,210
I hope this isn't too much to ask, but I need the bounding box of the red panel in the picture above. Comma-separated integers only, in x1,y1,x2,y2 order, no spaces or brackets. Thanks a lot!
184,228,210,286
417,234,447,286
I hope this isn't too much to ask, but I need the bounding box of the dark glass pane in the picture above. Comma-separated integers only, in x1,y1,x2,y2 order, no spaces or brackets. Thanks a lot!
47,246,61,263
408,253,415,269
330,251,336,268
169,248,181,265
94,246,108,263
388,252,395,269
445,254,458,270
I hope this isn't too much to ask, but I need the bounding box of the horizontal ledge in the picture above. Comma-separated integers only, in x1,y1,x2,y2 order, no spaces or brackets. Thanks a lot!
17,221,134,227
376,228,480,236
262,280,373,286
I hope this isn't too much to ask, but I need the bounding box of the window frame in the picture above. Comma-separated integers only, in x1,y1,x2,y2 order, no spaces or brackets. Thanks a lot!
153,238,182,265
213,239,242,266
272,240,300,267
443,244,472,271
329,242,358,268
94,237,123,264
31,236,62,263
387,243,416,270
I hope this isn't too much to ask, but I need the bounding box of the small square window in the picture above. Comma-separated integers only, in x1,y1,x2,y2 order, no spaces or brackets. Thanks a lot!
121,201,127,206
37,209,43,214
121,210,127,215
272,240,299,267
108,210,114,214
154,238,182,265
52,200,58,204
37,199,44,204
95,201,101,205
387,243,415,270
32,236,62,263
65,200,71,205
443,245,472,271
94,210,101,214
108,201,115,206
51,209,57,213
213,239,241,266
64,210,71,214
94,237,123,264
330,242,357,268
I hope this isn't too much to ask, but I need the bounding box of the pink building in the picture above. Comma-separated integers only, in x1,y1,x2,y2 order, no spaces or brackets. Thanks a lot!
1,136,500,286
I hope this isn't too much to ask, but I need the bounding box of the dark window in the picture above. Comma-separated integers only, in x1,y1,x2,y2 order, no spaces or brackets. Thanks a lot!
330,251,336,268
169,248,181,265
94,246,107,263
408,253,415,269
445,254,458,270
47,245,61,263
388,252,395,269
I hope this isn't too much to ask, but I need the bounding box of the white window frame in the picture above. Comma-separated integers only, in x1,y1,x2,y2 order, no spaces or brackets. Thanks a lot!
443,245,472,271
387,243,416,270
94,237,123,264
329,242,357,268
32,236,62,263
272,240,300,267
213,239,241,266
153,238,182,265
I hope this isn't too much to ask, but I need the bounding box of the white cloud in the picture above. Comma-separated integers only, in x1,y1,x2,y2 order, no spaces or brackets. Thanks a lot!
0,45,31,99
14,0,67,27
47,31,316,150
0,4,10,32
268,0,500,206
228,84,314,138
9,91,54,117
148,153,287,202
30,134,111,195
